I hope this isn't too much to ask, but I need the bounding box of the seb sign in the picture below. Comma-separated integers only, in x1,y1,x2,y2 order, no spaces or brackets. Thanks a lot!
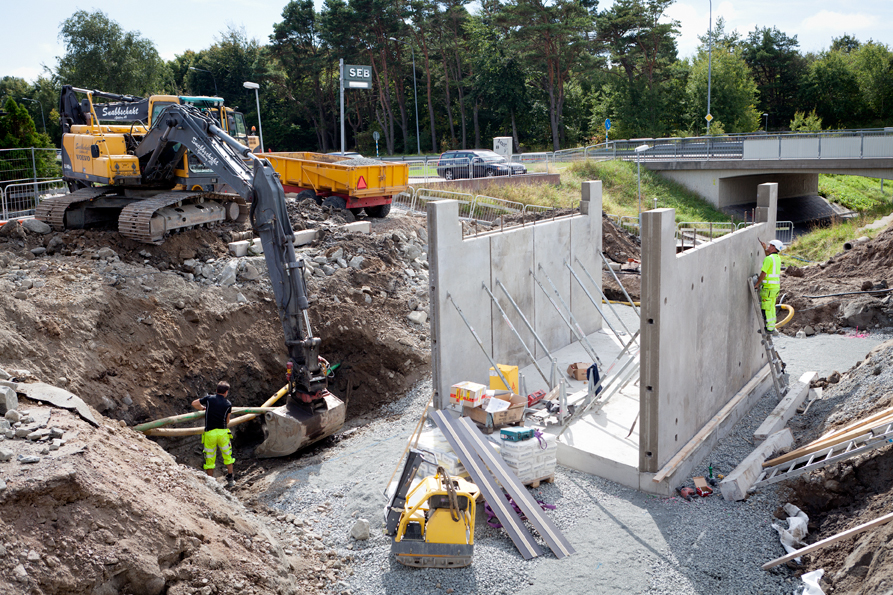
344,65,371,89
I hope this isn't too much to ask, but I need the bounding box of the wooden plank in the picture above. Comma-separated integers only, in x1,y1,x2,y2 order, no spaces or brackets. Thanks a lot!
762,511,893,570
764,411,893,468
457,418,575,559
430,411,542,560
720,428,793,501
653,366,770,483
753,372,816,443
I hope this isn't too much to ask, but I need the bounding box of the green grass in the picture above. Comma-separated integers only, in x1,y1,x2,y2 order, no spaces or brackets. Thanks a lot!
819,174,891,211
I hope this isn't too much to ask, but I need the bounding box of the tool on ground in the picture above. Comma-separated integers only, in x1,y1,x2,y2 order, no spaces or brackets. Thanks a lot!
677,486,696,501
526,390,546,407
747,277,790,397
387,455,479,568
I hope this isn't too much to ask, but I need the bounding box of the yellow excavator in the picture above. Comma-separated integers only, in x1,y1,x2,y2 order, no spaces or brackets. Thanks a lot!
37,86,260,243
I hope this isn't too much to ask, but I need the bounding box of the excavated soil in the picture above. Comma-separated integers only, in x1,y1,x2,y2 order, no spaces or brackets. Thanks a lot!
779,226,893,335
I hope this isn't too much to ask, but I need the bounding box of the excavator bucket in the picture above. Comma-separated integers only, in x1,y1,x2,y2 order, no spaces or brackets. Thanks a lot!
255,392,346,458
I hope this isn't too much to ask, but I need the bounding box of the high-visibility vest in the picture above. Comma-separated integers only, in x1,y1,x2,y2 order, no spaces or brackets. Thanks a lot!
762,253,781,288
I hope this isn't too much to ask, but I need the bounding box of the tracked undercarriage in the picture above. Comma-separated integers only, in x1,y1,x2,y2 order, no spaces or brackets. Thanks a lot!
36,187,249,244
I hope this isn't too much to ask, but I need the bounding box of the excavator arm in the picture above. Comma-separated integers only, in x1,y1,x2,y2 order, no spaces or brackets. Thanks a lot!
136,104,326,400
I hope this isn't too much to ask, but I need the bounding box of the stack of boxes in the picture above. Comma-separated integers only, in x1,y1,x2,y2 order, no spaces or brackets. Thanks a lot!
497,434,557,484
415,427,489,479
449,381,487,408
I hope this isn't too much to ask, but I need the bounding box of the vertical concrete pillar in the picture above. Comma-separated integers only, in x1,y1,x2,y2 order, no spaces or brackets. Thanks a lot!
639,208,677,473
428,200,462,410
755,182,778,234
580,180,602,215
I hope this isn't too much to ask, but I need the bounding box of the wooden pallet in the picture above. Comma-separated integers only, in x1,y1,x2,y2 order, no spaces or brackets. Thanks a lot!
524,474,555,488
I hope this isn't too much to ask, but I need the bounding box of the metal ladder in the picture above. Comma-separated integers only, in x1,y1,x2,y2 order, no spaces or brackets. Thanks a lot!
748,279,789,397
755,419,893,489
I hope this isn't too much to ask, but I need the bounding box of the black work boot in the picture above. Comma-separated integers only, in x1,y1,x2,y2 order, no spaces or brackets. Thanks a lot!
226,473,235,488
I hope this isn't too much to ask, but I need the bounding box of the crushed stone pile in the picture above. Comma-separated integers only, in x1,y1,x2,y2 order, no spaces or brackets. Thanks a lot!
784,340,893,595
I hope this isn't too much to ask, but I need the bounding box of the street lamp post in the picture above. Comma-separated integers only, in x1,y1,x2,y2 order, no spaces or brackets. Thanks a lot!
20,98,46,135
388,37,421,155
635,144,650,219
763,113,769,133
243,82,264,153
189,67,218,96
706,0,713,134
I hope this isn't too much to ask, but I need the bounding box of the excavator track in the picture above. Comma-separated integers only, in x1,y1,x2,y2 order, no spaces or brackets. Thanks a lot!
118,191,249,244
34,187,116,231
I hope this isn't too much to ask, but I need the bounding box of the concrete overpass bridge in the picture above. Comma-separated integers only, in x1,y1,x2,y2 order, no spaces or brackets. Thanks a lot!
587,130,893,209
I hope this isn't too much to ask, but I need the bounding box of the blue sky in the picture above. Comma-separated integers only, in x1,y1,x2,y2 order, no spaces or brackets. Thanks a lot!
2,1,891,83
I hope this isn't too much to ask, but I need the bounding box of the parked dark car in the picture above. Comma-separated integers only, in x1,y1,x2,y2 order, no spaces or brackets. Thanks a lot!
436,149,527,180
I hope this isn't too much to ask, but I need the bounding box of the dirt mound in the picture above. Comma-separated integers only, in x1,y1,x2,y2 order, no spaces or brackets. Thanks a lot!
602,214,641,302
0,398,333,595
780,227,893,333
0,210,430,441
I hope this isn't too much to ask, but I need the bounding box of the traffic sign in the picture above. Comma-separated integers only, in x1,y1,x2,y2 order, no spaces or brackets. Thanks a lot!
372,131,380,141
705,113,713,122
605,118,611,131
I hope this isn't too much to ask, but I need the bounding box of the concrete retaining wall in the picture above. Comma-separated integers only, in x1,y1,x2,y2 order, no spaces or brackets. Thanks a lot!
639,183,778,472
429,182,603,411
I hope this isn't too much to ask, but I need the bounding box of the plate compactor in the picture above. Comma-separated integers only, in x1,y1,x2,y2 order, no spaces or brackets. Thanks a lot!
385,451,480,568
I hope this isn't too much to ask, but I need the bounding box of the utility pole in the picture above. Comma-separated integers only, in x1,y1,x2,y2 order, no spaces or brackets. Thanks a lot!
706,0,713,134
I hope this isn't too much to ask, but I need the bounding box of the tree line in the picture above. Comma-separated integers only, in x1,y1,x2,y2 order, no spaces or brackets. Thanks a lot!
2,1,892,155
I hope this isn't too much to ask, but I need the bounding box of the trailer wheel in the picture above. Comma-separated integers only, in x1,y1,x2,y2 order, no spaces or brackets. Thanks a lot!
297,189,321,205
365,203,391,218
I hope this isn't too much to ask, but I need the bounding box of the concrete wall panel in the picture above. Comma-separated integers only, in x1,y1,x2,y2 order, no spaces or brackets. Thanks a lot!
489,226,537,367
639,183,777,472
430,185,604,408
532,220,574,357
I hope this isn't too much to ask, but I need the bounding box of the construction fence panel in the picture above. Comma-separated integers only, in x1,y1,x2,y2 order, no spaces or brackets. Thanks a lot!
734,221,794,245
470,194,524,223
390,186,417,213
675,221,737,250
2,179,68,219
619,215,640,237
416,188,475,219
0,148,61,186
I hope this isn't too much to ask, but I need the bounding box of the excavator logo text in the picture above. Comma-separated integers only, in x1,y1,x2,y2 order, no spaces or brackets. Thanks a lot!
191,137,220,167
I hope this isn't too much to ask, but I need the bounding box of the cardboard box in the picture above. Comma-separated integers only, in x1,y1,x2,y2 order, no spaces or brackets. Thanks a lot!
449,381,487,407
566,362,590,381
464,391,526,428
489,364,519,393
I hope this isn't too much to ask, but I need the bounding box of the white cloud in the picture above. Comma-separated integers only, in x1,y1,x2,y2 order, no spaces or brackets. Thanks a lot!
9,67,42,83
801,10,874,32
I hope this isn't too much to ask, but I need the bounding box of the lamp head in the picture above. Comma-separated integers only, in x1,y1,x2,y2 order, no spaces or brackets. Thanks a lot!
635,144,650,153
243,81,259,90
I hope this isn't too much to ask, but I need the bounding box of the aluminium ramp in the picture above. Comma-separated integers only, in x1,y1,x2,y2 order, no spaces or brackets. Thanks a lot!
430,411,543,560
457,417,575,559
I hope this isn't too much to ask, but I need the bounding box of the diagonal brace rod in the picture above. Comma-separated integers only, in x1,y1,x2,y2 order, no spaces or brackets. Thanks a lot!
592,253,640,317
447,293,514,393
565,259,636,344
535,264,602,367
496,279,553,363
482,283,549,386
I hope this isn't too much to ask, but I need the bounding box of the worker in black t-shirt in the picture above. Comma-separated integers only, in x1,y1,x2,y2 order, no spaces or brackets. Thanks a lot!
191,381,235,487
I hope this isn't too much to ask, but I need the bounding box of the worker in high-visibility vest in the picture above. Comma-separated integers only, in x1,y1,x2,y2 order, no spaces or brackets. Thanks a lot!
754,239,784,332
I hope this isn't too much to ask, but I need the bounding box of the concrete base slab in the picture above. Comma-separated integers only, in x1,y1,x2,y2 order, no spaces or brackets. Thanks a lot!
753,371,817,443
721,428,794,501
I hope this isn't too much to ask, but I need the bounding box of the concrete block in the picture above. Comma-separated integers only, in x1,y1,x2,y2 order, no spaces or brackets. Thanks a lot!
753,371,817,443
343,221,371,234
0,387,16,415
293,229,319,246
249,238,264,254
228,240,250,257
720,428,793,501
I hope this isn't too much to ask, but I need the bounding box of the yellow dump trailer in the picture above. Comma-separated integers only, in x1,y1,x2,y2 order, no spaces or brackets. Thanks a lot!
264,152,408,217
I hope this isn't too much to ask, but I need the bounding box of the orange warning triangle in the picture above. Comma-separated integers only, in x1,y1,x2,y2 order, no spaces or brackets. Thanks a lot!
357,176,367,189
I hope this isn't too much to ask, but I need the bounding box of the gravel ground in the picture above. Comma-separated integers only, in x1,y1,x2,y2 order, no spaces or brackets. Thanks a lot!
259,328,882,595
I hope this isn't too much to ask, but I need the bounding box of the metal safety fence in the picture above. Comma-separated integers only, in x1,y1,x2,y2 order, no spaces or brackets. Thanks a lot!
1,179,68,220
737,221,795,245
391,187,565,236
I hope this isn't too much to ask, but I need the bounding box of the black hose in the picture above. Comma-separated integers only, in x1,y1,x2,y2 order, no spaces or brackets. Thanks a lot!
804,288,893,299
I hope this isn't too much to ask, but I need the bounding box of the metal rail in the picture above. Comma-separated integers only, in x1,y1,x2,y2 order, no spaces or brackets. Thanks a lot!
482,283,550,386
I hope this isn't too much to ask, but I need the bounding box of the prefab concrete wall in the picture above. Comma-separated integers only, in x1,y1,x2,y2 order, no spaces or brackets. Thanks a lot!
639,183,778,472
429,182,604,411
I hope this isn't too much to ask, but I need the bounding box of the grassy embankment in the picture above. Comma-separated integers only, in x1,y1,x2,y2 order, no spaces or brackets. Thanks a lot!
784,175,893,265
